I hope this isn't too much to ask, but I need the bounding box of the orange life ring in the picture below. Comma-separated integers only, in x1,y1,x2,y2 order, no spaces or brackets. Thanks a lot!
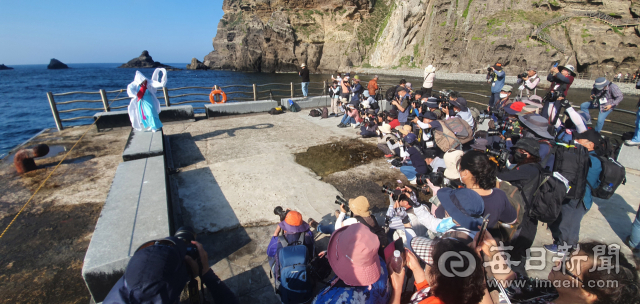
209,89,227,104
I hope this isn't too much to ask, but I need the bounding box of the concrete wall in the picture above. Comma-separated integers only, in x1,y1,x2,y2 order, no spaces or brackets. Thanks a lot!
280,96,332,109
93,105,195,131
205,99,278,118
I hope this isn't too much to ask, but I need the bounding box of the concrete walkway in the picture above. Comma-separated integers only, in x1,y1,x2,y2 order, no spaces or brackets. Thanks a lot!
162,111,640,302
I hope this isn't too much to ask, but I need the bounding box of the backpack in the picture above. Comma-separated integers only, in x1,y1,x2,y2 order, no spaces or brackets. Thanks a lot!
442,117,474,144
497,181,526,241
551,143,590,200
434,121,462,152
309,108,322,117
269,107,285,115
468,107,481,129
597,136,621,160
588,156,626,200
273,234,314,304
321,107,329,119
526,166,567,223
385,86,397,101
288,100,300,112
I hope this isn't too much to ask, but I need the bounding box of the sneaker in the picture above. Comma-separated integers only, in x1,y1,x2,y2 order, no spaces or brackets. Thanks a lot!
409,178,417,185
625,140,640,146
337,123,345,127
308,218,318,230
329,113,336,117
586,119,593,125
384,154,394,158
543,244,566,256
352,123,360,129
344,123,352,128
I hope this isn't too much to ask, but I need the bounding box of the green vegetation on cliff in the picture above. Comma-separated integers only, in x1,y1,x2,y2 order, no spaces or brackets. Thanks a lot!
356,0,393,50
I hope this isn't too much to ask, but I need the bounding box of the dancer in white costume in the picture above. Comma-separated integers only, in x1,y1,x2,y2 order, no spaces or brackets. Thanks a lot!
127,68,167,131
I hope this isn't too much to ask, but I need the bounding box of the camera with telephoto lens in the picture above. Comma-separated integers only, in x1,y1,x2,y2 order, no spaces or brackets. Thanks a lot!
335,196,350,213
486,148,510,168
487,68,496,81
174,226,199,260
517,72,528,79
416,167,449,188
381,185,400,200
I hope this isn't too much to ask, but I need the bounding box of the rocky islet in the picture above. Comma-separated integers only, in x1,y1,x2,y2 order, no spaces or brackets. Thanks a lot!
47,58,68,69
0,64,13,70
119,50,180,70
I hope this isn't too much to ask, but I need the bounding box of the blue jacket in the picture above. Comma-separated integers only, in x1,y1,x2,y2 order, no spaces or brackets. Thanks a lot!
584,151,602,210
491,70,506,93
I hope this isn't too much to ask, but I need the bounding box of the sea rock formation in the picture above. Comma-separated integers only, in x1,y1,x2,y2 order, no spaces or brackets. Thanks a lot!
203,0,640,76
0,64,13,70
47,59,68,69
186,58,209,70
119,51,180,70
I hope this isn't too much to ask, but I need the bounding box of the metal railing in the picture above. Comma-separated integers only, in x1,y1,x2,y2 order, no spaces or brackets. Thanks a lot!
46,81,329,130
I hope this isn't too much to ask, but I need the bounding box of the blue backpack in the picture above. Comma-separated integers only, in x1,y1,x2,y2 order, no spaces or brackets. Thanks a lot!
273,233,314,304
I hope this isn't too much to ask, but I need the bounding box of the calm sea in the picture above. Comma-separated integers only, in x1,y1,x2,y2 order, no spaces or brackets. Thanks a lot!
1,63,637,156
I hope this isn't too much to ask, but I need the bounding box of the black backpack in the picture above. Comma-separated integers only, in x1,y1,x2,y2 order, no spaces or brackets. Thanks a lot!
551,143,590,200
526,165,568,223
385,86,397,102
269,107,285,115
321,107,329,119
588,156,626,199
309,108,322,117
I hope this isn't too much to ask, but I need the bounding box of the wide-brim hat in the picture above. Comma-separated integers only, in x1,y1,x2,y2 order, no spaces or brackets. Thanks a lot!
501,85,513,93
518,114,554,140
301,63,306,67
348,196,371,217
558,65,576,77
511,137,540,158
327,223,381,286
278,220,311,234
363,90,370,97
379,124,392,134
593,77,610,90
470,138,489,150
425,65,436,73
493,63,503,71
450,97,468,112
410,237,436,265
436,188,484,231
443,150,463,179
396,124,413,135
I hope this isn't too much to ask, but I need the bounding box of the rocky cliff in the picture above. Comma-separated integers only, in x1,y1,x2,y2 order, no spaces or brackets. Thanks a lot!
204,0,640,76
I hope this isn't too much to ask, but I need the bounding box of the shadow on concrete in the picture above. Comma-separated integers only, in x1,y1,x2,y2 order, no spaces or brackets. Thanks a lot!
593,193,636,240
191,123,274,141
167,133,206,168
39,155,96,168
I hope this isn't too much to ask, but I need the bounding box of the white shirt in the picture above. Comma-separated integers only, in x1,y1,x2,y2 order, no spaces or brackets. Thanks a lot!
455,110,475,127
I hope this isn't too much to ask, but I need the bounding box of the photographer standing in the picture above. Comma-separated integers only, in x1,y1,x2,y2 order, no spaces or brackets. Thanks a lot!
340,75,351,106
329,81,341,116
422,65,436,97
579,77,623,132
299,63,310,97
516,67,540,98
488,62,506,107
367,75,379,98
547,64,575,98
391,90,412,126
349,75,364,106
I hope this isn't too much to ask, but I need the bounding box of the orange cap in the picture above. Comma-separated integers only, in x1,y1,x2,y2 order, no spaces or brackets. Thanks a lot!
284,210,303,226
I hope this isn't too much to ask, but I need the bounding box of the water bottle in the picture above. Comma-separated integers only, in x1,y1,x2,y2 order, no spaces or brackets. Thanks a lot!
390,250,403,274
602,183,614,193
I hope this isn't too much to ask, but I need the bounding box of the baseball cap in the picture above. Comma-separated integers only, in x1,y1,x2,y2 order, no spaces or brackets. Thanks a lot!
512,137,540,158
504,101,526,115
501,85,513,93
405,133,417,144
574,129,602,146
327,223,381,286
420,111,437,121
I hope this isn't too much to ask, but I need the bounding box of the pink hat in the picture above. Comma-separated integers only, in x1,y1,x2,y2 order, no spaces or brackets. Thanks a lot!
327,223,381,286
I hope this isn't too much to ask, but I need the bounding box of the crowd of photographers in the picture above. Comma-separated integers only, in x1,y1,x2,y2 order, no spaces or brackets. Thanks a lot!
101,64,640,304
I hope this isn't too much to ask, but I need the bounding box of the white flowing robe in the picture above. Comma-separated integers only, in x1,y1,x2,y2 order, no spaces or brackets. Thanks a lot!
127,68,167,130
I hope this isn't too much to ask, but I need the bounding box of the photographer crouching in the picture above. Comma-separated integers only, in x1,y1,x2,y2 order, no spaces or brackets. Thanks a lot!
103,227,239,304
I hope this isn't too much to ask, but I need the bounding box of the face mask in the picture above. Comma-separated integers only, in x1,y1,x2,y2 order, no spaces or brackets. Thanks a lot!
513,151,527,163
436,217,456,233
500,93,508,99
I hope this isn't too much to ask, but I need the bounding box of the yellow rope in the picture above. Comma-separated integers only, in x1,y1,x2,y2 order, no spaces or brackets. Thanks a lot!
0,89,125,240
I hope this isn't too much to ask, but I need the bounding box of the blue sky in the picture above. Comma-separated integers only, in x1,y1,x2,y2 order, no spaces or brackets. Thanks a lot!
0,0,224,65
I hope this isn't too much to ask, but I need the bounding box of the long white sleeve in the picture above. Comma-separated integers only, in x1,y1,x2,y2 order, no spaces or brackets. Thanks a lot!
566,107,587,133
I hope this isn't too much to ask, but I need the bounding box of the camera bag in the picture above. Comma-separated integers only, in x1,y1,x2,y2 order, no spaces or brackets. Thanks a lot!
273,233,314,304
588,156,626,200
441,117,473,144
309,108,322,117
433,121,462,151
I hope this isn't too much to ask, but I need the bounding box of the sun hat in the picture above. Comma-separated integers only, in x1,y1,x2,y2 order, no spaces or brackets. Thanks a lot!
379,124,392,134
118,236,190,303
593,77,610,90
493,62,503,71
348,196,371,217
327,223,381,286
425,65,436,73
518,113,554,140
450,97,468,112
405,133,417,144
396,124,413,135
420,111,437,121
504,101,526,115
278,210,311,233
511,137,540,158
470,138,489,151
501,85,513,93
410,237,436,265
574,129,602,146
443,150,463,179
363,90,370,98
558,64,576,77
301,63,306,67
436,188,485,231
353,75,360,81
521,104,540,114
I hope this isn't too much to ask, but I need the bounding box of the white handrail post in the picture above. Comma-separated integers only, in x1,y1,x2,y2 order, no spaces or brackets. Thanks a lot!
163,87,171,107
253,84,257,101
290,82,294,98
99,89,110,112
47,92,63,131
